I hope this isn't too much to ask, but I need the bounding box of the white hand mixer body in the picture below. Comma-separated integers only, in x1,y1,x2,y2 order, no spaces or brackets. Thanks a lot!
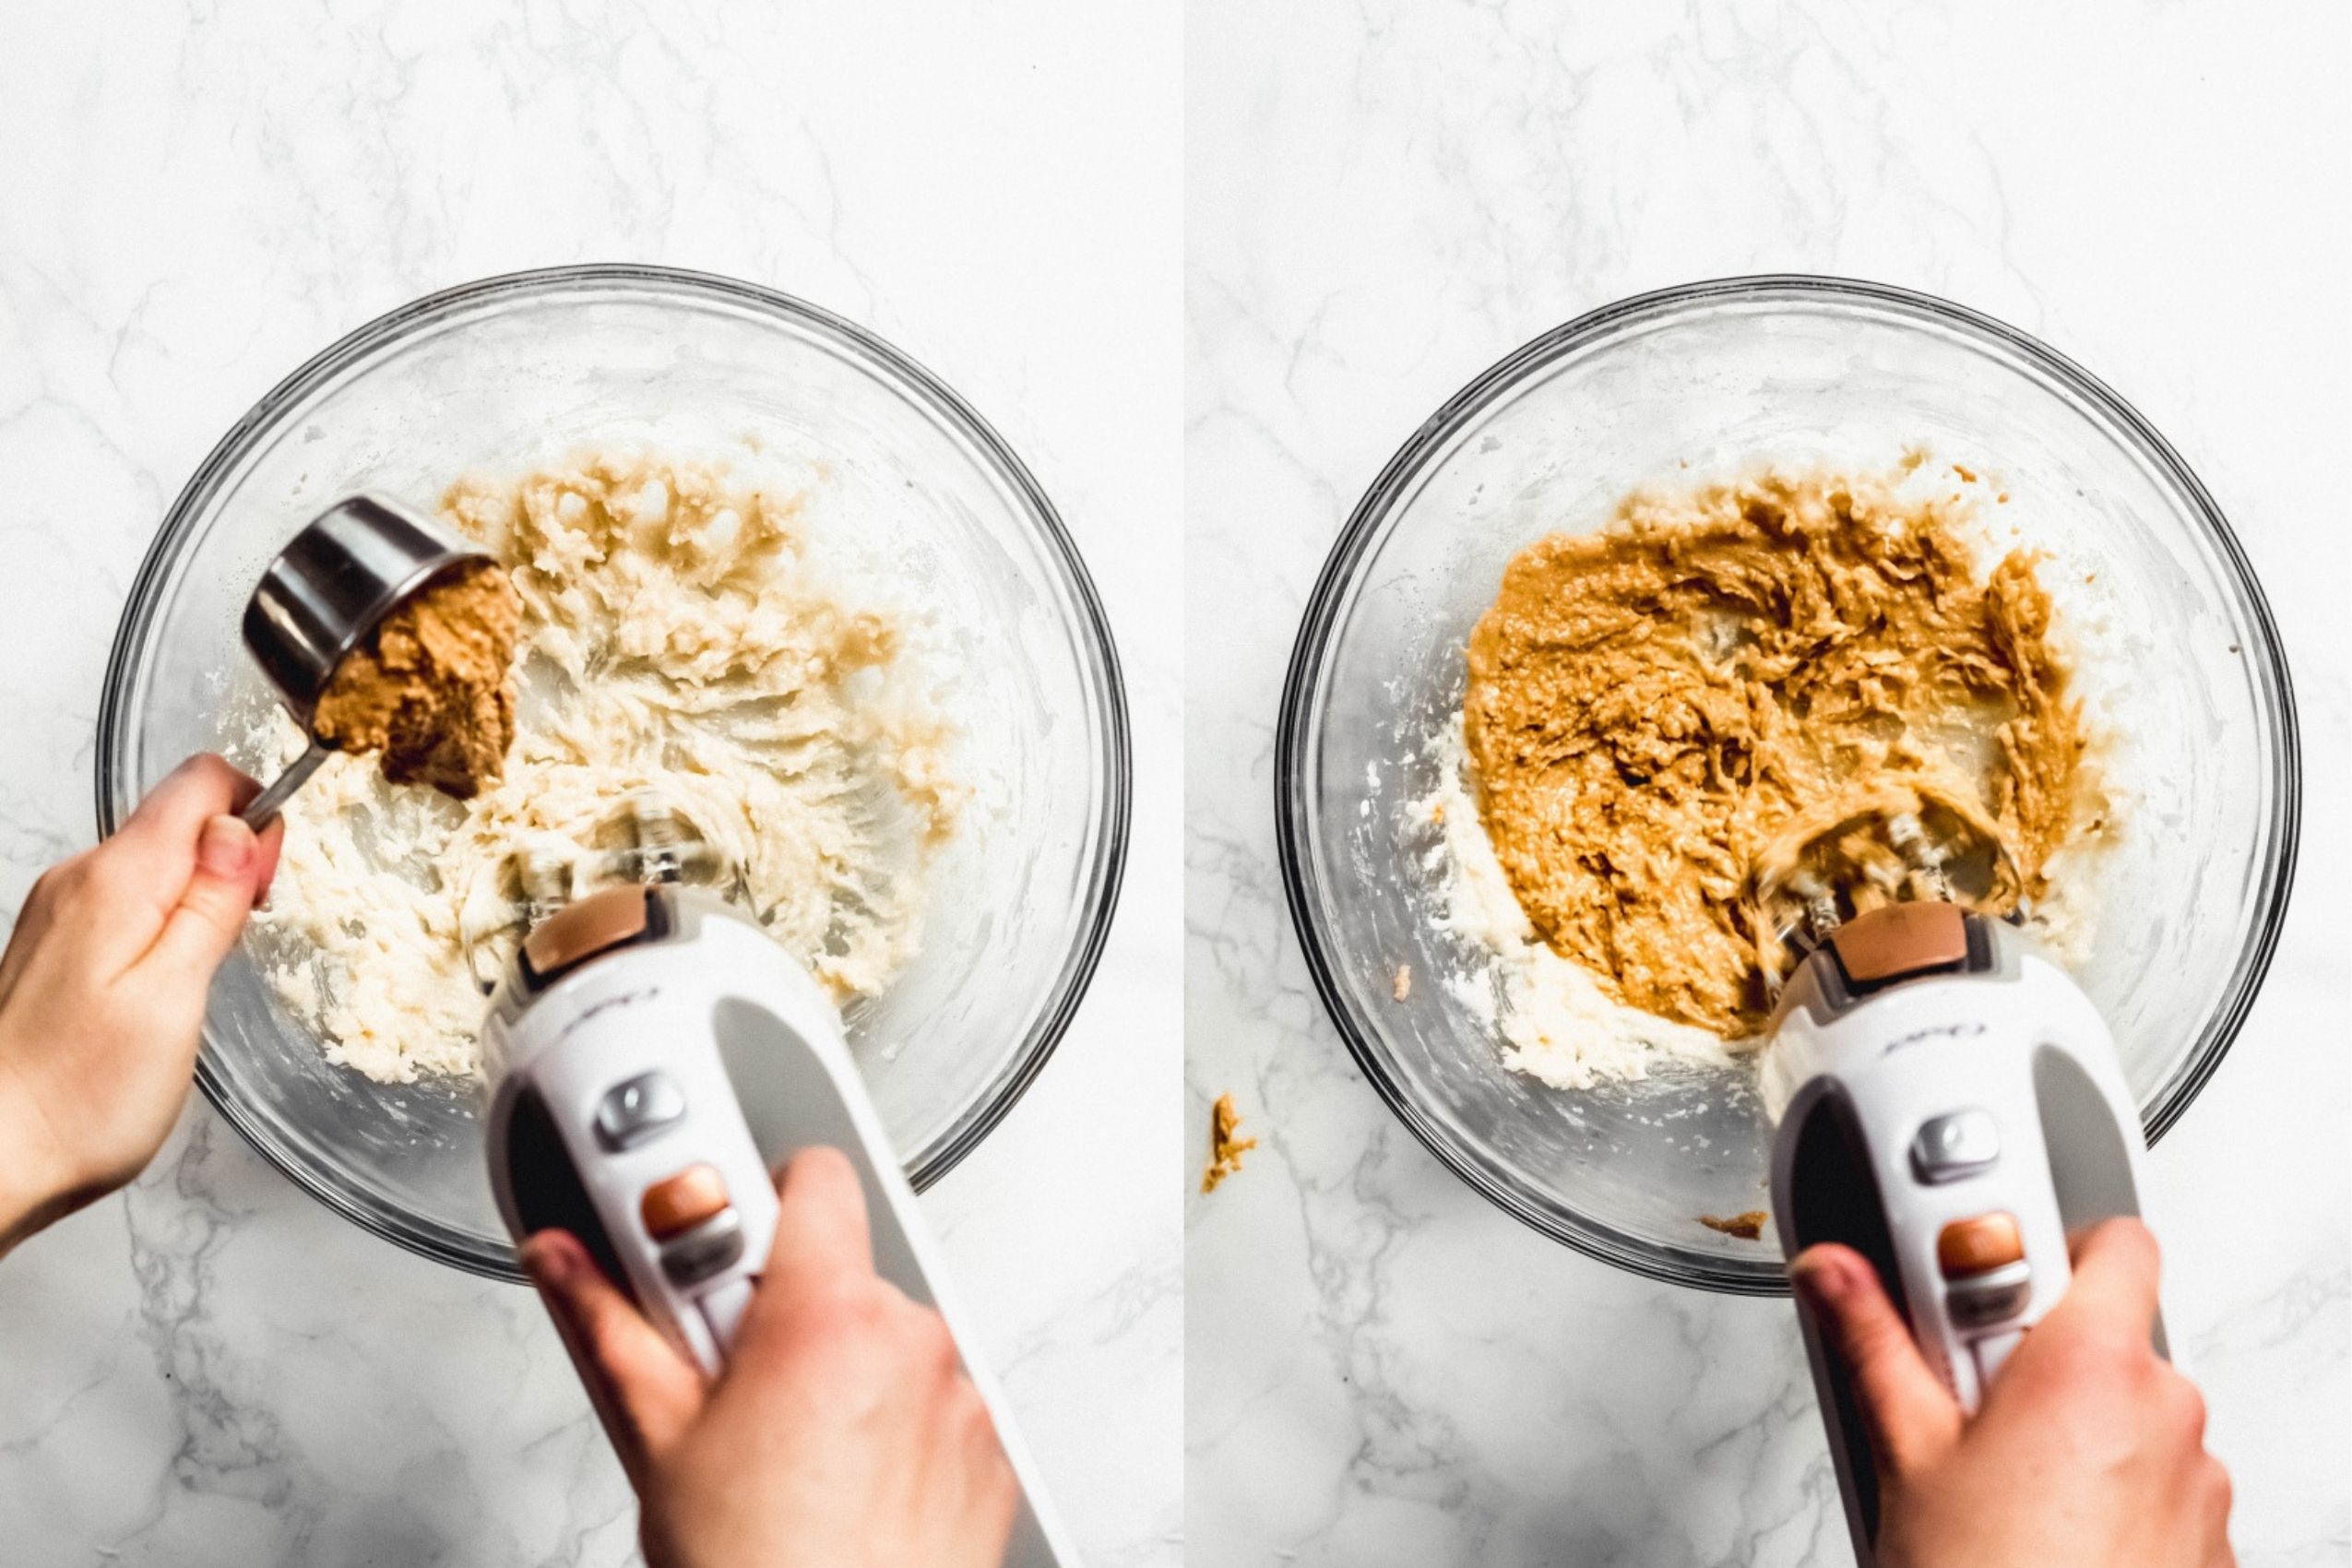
1761,898,2164,1565
481,882,1079,1567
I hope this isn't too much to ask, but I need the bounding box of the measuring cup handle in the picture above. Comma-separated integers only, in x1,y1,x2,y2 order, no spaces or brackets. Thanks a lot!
241,741,328,828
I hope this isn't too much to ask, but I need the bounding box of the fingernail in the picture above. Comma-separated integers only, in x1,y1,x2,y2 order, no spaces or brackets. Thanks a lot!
198,815,255,877
521,1233,573,1285
1790,1250,1853,1306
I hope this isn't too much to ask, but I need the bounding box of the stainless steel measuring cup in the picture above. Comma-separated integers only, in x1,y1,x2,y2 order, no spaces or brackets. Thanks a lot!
239,494,496,826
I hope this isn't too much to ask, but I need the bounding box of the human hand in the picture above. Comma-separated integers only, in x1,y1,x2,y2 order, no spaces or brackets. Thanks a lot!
522,1146,1018,1568
1792,1218,2232,1568
0,754,281,1253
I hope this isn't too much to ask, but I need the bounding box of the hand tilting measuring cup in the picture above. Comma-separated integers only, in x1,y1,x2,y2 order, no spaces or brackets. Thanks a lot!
237,495,498,827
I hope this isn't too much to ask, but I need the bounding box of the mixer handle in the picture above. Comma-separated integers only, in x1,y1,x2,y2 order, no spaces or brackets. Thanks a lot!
697,998,1070,1568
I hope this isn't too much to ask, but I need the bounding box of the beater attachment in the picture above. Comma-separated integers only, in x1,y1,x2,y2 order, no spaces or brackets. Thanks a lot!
596,789,729,888
497,790,734,937
516,842,576,928
1752,795,2014,996
1886,811,1954,903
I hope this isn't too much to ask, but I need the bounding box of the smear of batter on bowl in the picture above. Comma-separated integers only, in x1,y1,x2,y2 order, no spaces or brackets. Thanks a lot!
1429,459,2104,1086
313,561,522,799
1698,1211,1768,1241
251,449,964,1084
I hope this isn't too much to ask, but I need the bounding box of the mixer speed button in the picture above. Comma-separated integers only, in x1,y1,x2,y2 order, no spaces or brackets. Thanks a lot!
1911,1110,2000,1184
643,1164,731,1240
660,1209,747,1288
1947,1261,2033,1328
596,1071,687,1151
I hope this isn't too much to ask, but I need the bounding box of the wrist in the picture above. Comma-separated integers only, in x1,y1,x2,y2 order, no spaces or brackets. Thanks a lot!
0,1066,77,1255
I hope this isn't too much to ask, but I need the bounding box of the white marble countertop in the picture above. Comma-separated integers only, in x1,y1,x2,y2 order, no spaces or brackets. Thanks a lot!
1186,4,2348,1565
0,3,1181,1564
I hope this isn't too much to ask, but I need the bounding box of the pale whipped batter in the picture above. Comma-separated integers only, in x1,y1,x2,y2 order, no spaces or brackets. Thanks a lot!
251,449,963,1083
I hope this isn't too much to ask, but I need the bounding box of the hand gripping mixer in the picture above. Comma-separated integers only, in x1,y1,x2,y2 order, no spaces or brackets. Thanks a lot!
479,826,1080,1565
1758,858,2165,1565
239,497,1078,1566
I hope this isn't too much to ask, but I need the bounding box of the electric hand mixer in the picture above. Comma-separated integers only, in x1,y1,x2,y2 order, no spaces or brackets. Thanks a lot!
242,495,1080,1567
480,870,1078,1568
1754,816,2163,1566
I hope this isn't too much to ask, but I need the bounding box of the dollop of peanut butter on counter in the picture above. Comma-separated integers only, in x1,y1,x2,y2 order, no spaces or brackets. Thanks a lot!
1463,467,2092,1039
1201,1092,1258,1194
315,561,523,800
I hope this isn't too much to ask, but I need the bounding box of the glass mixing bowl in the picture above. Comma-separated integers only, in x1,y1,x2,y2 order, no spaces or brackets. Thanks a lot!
98,266,1129,1280
1277,276,2299,1294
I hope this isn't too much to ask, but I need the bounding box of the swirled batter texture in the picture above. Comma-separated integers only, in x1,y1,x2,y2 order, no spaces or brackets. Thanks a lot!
255,451,960,1083
1463,466,2092,1040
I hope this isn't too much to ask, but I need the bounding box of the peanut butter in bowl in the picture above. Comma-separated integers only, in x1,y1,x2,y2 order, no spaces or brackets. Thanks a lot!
1434,458,2108,1085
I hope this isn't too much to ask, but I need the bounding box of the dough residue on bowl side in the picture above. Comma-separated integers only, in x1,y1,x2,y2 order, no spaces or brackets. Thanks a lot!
1416,717,1736,1089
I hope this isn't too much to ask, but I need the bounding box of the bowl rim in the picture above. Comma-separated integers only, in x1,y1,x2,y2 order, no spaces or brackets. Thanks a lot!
1274,272,2302,1297
94,262,1133,1282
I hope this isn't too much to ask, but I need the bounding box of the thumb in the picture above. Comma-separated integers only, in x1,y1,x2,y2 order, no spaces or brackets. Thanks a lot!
1791,1243,1964,1479
2052,1218,2163,1344
522,1230,707,1484
142,815,268,982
